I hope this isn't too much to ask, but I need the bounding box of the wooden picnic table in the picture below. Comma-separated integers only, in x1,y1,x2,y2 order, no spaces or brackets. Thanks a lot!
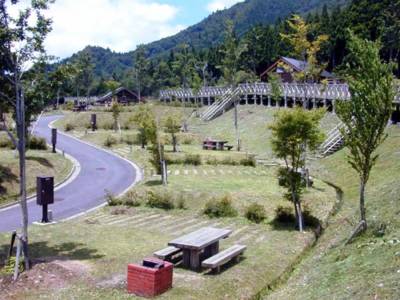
168,227,232,270
203,140,229,151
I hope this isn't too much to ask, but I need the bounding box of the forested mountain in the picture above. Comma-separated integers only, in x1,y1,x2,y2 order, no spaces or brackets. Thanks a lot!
57,0,399,98
62,0,348,83
145,0,348,58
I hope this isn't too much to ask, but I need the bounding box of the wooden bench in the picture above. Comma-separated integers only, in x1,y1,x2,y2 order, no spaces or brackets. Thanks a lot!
201,244,246,273
153,246,182,262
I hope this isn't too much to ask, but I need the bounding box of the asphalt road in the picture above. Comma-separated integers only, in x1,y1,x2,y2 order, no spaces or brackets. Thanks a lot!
0,114,139,233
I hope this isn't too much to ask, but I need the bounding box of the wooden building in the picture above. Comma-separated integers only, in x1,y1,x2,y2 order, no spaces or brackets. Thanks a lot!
96,87,140,105
260,57,335,83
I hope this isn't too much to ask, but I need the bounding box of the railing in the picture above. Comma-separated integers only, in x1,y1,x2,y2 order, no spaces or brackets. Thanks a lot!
160,83,400,103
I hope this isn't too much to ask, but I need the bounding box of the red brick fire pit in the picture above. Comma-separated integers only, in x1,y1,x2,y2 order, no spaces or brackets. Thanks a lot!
127,258,173,298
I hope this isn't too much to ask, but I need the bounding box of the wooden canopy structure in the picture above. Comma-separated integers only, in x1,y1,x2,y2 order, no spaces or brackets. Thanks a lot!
260,57,335,83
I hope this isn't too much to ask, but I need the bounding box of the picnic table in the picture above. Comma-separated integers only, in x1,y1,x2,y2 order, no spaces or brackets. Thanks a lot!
203,140,231,151
168,227,232,270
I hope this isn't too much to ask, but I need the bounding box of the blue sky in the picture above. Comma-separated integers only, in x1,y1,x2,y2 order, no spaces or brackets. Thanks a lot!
15,0,243,58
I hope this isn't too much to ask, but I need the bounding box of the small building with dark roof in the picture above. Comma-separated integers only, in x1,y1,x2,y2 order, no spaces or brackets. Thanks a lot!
260,56,335,83
96,87,141,105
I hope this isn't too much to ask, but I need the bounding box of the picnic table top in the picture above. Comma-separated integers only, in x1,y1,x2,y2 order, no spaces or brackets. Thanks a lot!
203,140,229,143
168,227,232,250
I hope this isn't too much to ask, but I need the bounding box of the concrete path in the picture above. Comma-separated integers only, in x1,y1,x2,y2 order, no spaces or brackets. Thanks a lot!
0,115,140,233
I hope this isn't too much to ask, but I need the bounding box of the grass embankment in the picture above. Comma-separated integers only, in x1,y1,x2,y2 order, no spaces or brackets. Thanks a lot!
264,125,400,299
0,149,73,206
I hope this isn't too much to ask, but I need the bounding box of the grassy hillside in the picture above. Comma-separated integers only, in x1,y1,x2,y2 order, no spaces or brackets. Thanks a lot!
264,125,400,299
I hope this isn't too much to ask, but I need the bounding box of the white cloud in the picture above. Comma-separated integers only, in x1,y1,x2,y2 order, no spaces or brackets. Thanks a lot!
8,0,186,58
206,0,243,13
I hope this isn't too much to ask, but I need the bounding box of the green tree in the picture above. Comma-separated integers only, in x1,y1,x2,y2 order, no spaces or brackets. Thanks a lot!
133,45,149,100
110,101,121,132
0,0,54,269
49,63,76,108
74,52,94,103
270,108,324,232
164,114,182,152
131,104,157,149
172,44,196,88
219,20,248,151
280,14,329,82
336,33,394,234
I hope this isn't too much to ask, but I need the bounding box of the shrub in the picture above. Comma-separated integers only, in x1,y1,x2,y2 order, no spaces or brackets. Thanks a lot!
28,136,48,150
177,196,186,210
123,190,142,207
274,206,296,224
180,134,196,145
104,135,118,147
63,102,74,111
245,203,266,223
105,190,123,206
240,156,256,167
102,122,114,130
0,135,15,149
184,154,201,165
64,123,75,132
146,190,175,210
124,134,137,146
203,194,237,218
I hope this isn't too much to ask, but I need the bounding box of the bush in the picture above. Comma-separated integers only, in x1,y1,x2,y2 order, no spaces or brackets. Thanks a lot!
102,122,114,130
123,190,142,207
274,206,296,224
63,102,74,111
105,190,123,206
0,135,15,149
28,136,48,150
146,190,175,210
240,156,256,167
124,134,137,146
65,123,75,132
203,194,238,218
184,154,201,165
177,196,186,210
245,203,266,223
104,135,118,147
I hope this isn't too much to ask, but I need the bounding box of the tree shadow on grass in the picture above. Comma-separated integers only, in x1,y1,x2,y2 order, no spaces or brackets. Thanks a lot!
0,165,18,196
26,156,54,168
0,240,104,266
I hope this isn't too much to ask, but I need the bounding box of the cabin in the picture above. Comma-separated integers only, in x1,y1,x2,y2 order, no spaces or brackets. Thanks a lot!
96,87,140,106
260,57,335,83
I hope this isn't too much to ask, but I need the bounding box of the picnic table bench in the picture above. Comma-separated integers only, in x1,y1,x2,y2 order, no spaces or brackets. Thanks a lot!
153,246,182,262
203,140,230,151
168,227,232,270
202,244,246,273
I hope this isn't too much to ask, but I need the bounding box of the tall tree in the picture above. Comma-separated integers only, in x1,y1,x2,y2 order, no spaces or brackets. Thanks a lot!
280,14,329,83
164,114,182,153
49,63,76,108
270,108,324,232
219,20,247,151
133,45,149,100
0,0,53,269
336,33,394,235
74,52,94,103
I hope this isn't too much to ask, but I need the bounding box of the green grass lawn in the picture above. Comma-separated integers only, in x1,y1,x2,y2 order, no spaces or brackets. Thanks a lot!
0,149,73,206
0,162,337,299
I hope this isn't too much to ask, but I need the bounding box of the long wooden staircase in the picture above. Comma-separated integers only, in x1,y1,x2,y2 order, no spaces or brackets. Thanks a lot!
320,122,346,156
200,87,239,121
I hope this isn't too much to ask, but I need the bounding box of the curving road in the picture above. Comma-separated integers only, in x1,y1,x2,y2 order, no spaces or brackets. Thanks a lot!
0,115,140,233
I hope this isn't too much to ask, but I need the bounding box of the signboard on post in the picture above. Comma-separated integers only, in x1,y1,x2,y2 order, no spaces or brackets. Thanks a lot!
36,176,54,223
91,114,97,131
51,128,57,153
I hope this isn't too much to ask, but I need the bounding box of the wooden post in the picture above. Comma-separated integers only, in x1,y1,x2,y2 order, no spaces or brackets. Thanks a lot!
8,231,17,260
268,95,271,107
13,238,21,281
